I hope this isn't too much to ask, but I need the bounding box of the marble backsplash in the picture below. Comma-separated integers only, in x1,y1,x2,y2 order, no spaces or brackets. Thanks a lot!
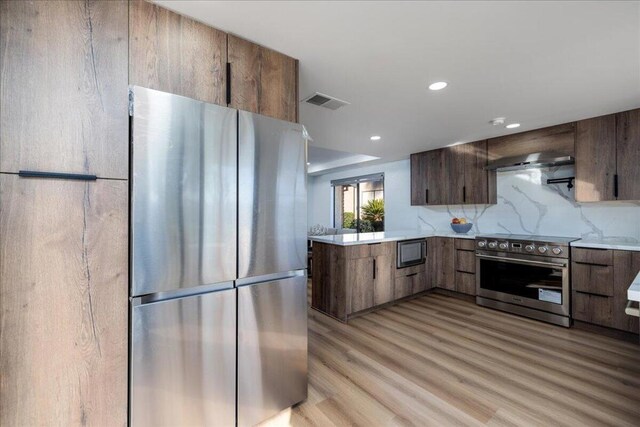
416,165,640,242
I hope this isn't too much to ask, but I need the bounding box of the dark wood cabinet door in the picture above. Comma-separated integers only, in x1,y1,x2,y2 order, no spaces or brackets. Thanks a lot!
445,145,465,205
432,237,455,290
349,257,374,314
575,115,616,202
425,149,447,205
463,140,490,204
455,272,476,296
410,152,427,205
228,35,298,122
612,251,640,333
373,254,394,306
129,0,227,105
616,109,640,201
0,0,128,178
572,291,613,327
0,175,128,426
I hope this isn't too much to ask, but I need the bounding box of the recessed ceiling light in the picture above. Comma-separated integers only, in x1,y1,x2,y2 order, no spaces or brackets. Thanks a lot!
306,162,311,166
428,81,448,91
506,123,521,129
370,135,381,141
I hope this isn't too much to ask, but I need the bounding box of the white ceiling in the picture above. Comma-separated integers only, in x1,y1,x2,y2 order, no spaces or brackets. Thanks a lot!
307,144,379,175
157,1,640,167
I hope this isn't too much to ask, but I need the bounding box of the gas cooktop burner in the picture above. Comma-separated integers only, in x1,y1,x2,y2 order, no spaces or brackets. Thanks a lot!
475,233,580,258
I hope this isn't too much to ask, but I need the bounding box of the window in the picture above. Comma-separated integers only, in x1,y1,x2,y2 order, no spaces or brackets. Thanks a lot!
332,173,384,233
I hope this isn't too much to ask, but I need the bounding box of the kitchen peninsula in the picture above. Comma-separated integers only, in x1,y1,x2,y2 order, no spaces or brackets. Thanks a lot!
310,231,476,321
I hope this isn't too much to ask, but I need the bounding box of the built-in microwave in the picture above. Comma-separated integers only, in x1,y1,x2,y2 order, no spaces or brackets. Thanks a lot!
397,239,427,268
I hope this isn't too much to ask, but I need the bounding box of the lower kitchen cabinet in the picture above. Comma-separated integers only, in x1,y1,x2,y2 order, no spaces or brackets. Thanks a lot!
394,272,427,299
431,237,456,290
0,174,128,426
571,247,639,333
454,239,477,295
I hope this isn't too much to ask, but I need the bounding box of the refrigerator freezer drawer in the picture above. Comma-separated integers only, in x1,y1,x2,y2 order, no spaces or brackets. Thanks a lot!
130,288,236,427
131,86,237,297
238,111,307,279
238,275,308,426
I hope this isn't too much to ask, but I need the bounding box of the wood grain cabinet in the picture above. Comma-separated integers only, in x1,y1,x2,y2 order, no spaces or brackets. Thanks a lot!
410,140,495,206
129,0,228,105
228,34,298,122
0,0,129,179
0,175,128,426
571,247,639,333
312,241,395,321
430,237,456,290
575,108,640,202
454,239,476,295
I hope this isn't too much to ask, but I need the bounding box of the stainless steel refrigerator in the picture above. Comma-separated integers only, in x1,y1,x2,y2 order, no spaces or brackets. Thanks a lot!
129,87,308,427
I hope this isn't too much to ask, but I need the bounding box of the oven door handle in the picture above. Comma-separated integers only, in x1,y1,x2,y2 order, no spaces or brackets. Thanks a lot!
476,254,567,269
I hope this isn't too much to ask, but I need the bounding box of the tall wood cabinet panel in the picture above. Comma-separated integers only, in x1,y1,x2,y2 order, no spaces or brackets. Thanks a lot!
0,0,129,179
615,109,640,201
228,34,298,122
446,145,465,204
575,114,617,202
0,175,128,426
129,0,227,105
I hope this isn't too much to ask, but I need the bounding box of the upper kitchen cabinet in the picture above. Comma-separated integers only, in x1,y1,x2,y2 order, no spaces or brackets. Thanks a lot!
410,140,494,206
129,0,227,105
0,0,128,179
487,122,575,161
615,109,640,201
575,109,640,202
228,34,299,123
575,114,616,202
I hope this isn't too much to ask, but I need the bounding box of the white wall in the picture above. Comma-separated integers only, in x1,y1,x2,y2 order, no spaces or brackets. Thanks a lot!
308,159,640,242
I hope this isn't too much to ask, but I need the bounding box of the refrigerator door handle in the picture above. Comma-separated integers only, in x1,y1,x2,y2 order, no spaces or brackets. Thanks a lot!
132,281,235,306
236,270,305,288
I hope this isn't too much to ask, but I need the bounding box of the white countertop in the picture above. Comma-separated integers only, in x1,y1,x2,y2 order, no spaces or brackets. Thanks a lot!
570,238,640,252
308,230,478,246
629,271,640,303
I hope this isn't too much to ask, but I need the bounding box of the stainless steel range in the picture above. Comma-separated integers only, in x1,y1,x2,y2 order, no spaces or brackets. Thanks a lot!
475,234,579,327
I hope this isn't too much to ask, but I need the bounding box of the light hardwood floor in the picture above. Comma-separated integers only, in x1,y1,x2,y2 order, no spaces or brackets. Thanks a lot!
261,284,640,427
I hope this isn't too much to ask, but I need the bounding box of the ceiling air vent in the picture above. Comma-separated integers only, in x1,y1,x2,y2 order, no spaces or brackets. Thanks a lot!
303,92,350,110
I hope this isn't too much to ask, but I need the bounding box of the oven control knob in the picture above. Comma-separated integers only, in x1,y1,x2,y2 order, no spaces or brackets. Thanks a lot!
551,247,563,255
537,246,548,254
477,240,487,248
525,244,535,252
488,241,498,249
498,242,509,250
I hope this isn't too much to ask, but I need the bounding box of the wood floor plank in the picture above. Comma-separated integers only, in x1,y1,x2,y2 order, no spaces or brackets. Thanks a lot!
260,283,640,427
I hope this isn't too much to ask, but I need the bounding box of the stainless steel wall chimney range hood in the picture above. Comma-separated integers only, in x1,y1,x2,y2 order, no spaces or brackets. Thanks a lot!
485,152,574,172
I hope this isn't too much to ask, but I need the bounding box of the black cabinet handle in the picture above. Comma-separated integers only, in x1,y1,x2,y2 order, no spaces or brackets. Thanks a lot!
226,62,231,105
575,290,609,298
425,189,429,204
463,186,466,203
18,170,97,181
614,174,619,198
406,273,418,278
373,259,376,280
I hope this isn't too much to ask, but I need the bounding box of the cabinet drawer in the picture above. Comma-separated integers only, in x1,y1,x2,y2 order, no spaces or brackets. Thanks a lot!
395,262,425,277
394,272,426,299
455,272,476,295
571,262,613,296
343,245,371,259
455,250,476,274
571,247,612,266
455,238,476,251
572,291,612,327
369,241,395,257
